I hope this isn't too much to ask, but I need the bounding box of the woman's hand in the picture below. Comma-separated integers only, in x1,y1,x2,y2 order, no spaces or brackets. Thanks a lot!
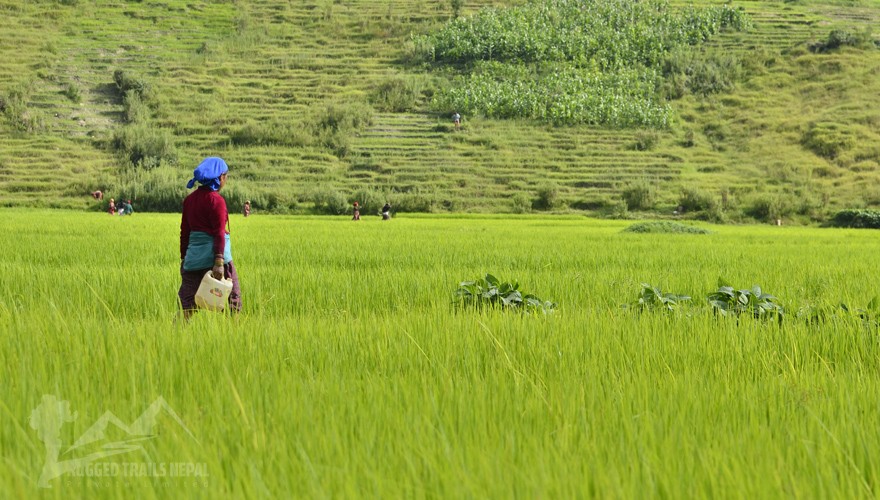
212,257,225,280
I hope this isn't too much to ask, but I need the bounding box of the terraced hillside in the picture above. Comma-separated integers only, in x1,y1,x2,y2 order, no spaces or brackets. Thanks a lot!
0,0,878,218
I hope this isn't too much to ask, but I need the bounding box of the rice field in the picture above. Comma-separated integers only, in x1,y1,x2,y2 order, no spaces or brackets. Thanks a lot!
2,210,880,498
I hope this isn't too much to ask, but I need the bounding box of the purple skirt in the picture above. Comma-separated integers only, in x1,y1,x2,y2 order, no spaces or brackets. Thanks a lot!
178,261,242,312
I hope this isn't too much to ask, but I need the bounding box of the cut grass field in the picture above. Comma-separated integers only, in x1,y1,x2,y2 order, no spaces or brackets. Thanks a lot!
0,1,878,218
2,210,880,497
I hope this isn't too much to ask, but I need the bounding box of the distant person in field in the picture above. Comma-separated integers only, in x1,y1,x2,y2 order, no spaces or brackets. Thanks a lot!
122,200,133,216
107,198,116,215
452,112,461,130
381,202,392,220
352,201,360,221
178,157,241,319
243,200,251,217
91,190,103,201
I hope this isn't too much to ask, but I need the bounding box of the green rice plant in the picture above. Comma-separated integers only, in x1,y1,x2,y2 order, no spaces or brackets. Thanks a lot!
708,284,784,322
454,273,556,313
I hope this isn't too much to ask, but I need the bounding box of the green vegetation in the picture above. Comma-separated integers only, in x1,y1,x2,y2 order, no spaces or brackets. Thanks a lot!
4,212,880,497
453,273,557,313
629,282,691,312
622,220,711,234
417,0,750,127
829,208,880,228
0,0,878,221
708,283,785,321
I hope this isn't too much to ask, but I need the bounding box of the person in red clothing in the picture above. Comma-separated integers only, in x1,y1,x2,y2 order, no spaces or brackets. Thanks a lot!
178,157,241,318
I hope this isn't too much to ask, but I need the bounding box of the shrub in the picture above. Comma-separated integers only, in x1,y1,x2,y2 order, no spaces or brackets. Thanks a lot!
678,187,717,213
1,89,41,132
621,180,656,211
310,101,374,158
109,166,187,212
532,182,559,211
113,69,153,101
389,189,436,213
629,130,660,151
63,83,81,103
310,186,348,215
453,274,556,314
743,193,794,222
371,77,423,112
828,209,880,229
350,187,384,215
112,124,178,168
122,89,150,124
810,28,874,53
623,221,710,234
510,192,531,213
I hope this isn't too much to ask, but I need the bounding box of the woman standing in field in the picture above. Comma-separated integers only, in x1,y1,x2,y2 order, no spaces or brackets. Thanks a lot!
178,157,241,318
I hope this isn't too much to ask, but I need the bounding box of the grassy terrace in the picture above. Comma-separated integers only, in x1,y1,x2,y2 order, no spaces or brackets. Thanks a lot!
0,0,878,216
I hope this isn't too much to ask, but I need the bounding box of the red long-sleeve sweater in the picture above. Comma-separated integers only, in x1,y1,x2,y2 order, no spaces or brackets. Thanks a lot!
180,187,229,260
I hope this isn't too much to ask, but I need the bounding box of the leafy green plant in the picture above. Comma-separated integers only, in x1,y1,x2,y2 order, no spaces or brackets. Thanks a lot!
707,284,783,321
454,274,556,314
629,283,690,312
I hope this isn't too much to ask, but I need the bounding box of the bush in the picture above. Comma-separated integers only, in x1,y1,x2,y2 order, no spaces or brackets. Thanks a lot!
621,180,656,211
310,101,374,158
113,69,153,101
109,166,187,212
112,124,178,168
743,193,795,222
63,83,81,103
351,187,384,215
828,209,880,229
532,182,559,211
1,82,43,133
622,221,710,234
629,130,660,151
310,186,348,215
810,28,874,53
389,189,436,213
511,192,531,213
678,187,717,213
122,89,150,124
371,77,424,112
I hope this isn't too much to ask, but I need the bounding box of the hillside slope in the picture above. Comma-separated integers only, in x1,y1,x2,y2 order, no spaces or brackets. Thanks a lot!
0,0,878,220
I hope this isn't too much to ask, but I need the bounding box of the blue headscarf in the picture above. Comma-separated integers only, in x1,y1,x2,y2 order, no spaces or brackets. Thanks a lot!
186,157,229,191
